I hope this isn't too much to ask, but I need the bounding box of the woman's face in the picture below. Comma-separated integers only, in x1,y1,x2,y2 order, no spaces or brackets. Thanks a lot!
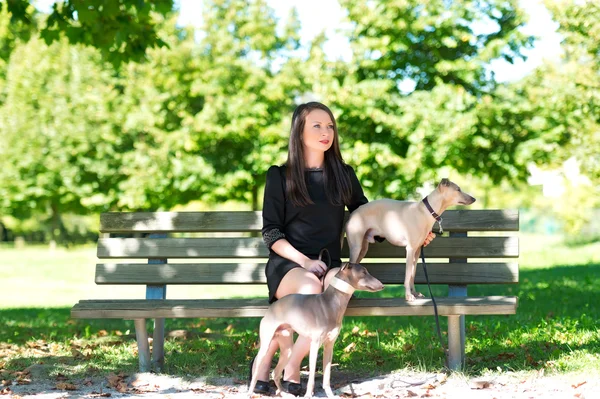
302,109,335,154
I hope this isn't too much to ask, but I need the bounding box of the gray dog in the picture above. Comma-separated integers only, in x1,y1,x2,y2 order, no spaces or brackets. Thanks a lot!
248,262,384,398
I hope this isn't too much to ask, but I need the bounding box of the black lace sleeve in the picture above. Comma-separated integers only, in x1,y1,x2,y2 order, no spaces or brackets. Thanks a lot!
261,166,286,249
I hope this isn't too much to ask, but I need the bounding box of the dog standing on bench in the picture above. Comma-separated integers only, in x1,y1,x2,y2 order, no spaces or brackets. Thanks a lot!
248,262,384,398
344,178,476,301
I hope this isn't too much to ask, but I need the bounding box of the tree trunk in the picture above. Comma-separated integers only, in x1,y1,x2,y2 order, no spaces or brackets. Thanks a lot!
50,203,68,245
251,183,259,212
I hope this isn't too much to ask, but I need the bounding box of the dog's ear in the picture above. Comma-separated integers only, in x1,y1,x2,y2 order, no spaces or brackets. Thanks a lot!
439,178,451,187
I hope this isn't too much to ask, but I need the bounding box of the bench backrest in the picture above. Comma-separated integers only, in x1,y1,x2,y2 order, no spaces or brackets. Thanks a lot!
96,210,519,288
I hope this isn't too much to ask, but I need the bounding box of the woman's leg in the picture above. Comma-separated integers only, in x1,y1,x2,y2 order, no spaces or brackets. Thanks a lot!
275,267,322,383
254,337,279,381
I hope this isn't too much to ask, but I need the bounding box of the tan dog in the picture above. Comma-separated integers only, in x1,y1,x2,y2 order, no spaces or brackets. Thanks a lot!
248,262,384,398
344,179,476,301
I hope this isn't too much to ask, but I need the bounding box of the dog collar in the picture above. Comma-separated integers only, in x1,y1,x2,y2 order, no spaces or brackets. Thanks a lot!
329,277,355,295
422,196,443,234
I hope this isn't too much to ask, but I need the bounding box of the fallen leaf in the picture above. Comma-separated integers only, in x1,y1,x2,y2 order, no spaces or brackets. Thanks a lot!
71,348,87,359
0,387,11,395
469,379,491,389
403,343,415,351
343,342,356,353
106,373,128,393
572,381,587,389
56,382,77,390
16,376,31,385
406,390,418,397
106,373,121,387
495,352,516,360
168,330,189,338
90,391,111,397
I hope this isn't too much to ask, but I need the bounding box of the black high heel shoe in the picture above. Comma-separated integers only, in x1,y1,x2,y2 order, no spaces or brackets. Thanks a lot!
281,380,304,396
248,357,270,395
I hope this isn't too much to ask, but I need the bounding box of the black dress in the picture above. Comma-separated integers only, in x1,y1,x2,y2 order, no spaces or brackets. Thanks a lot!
261,164,368,303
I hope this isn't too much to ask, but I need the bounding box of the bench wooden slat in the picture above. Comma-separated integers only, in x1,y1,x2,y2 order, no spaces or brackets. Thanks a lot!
96,262,519,285
97,236,519,259
71,296,518,319
100,210,519,233
96,237,520,259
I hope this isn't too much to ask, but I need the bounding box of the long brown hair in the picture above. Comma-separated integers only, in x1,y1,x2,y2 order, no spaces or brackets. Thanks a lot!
285,102,353,207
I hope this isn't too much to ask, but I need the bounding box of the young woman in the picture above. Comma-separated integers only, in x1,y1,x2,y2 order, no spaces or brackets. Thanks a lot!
252,102,433,395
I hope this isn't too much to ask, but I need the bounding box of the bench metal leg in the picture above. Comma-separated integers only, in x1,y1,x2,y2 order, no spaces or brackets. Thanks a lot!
134,319,151,372
447,315,463,370
147,248,168,372
447,284,466,370
152,318,165,371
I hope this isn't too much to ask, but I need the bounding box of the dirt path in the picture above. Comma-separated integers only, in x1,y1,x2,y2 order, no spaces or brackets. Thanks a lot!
5,366,598,398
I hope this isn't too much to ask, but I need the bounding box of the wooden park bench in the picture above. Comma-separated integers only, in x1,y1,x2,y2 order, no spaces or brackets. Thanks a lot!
71,209,519,372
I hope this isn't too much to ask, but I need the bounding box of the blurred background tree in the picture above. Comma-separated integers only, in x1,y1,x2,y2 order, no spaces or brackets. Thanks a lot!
0,0,598,243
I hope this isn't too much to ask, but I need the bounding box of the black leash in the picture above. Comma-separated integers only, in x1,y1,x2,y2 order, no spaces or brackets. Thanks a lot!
319,248,331,290
421,245,449,368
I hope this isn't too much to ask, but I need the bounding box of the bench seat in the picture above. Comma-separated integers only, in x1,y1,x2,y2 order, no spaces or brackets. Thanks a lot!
72,296,518,319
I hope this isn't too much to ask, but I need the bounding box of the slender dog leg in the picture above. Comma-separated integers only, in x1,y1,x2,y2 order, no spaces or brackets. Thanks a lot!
404,247,416,301
273,329,293,395
322,340,335,398
304,340,320,398
357,236,369,263
411,247,425,298
348,236,363,263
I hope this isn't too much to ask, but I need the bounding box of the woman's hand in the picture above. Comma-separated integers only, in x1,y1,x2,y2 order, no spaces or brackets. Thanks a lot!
423,232,436,247
302,259,328,277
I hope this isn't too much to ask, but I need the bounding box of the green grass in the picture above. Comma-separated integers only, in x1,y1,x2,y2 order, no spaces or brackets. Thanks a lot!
1,234,599,384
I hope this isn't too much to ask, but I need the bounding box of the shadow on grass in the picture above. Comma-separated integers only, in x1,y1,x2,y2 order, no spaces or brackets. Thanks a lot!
1,263,599,382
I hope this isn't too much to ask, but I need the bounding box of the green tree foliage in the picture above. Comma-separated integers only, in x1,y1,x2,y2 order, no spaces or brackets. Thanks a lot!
340,0,533,95
320,0,534,198
185,0,307,209
111,15,217,210
1,0,598,241
0,0,173,66
537,0,600,181
0,36,122,240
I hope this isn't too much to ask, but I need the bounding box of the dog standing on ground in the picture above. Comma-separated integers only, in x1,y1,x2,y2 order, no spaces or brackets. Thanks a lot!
344,178,476,301
248,262,384,398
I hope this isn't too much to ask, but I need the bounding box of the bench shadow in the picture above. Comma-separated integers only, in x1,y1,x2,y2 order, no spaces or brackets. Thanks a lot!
1,263,598,392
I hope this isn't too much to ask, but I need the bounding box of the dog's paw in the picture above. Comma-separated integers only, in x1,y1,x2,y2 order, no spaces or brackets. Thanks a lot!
413,291,425,299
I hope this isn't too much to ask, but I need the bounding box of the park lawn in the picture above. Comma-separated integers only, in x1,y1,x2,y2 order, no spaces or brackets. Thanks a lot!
0,234,599,383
